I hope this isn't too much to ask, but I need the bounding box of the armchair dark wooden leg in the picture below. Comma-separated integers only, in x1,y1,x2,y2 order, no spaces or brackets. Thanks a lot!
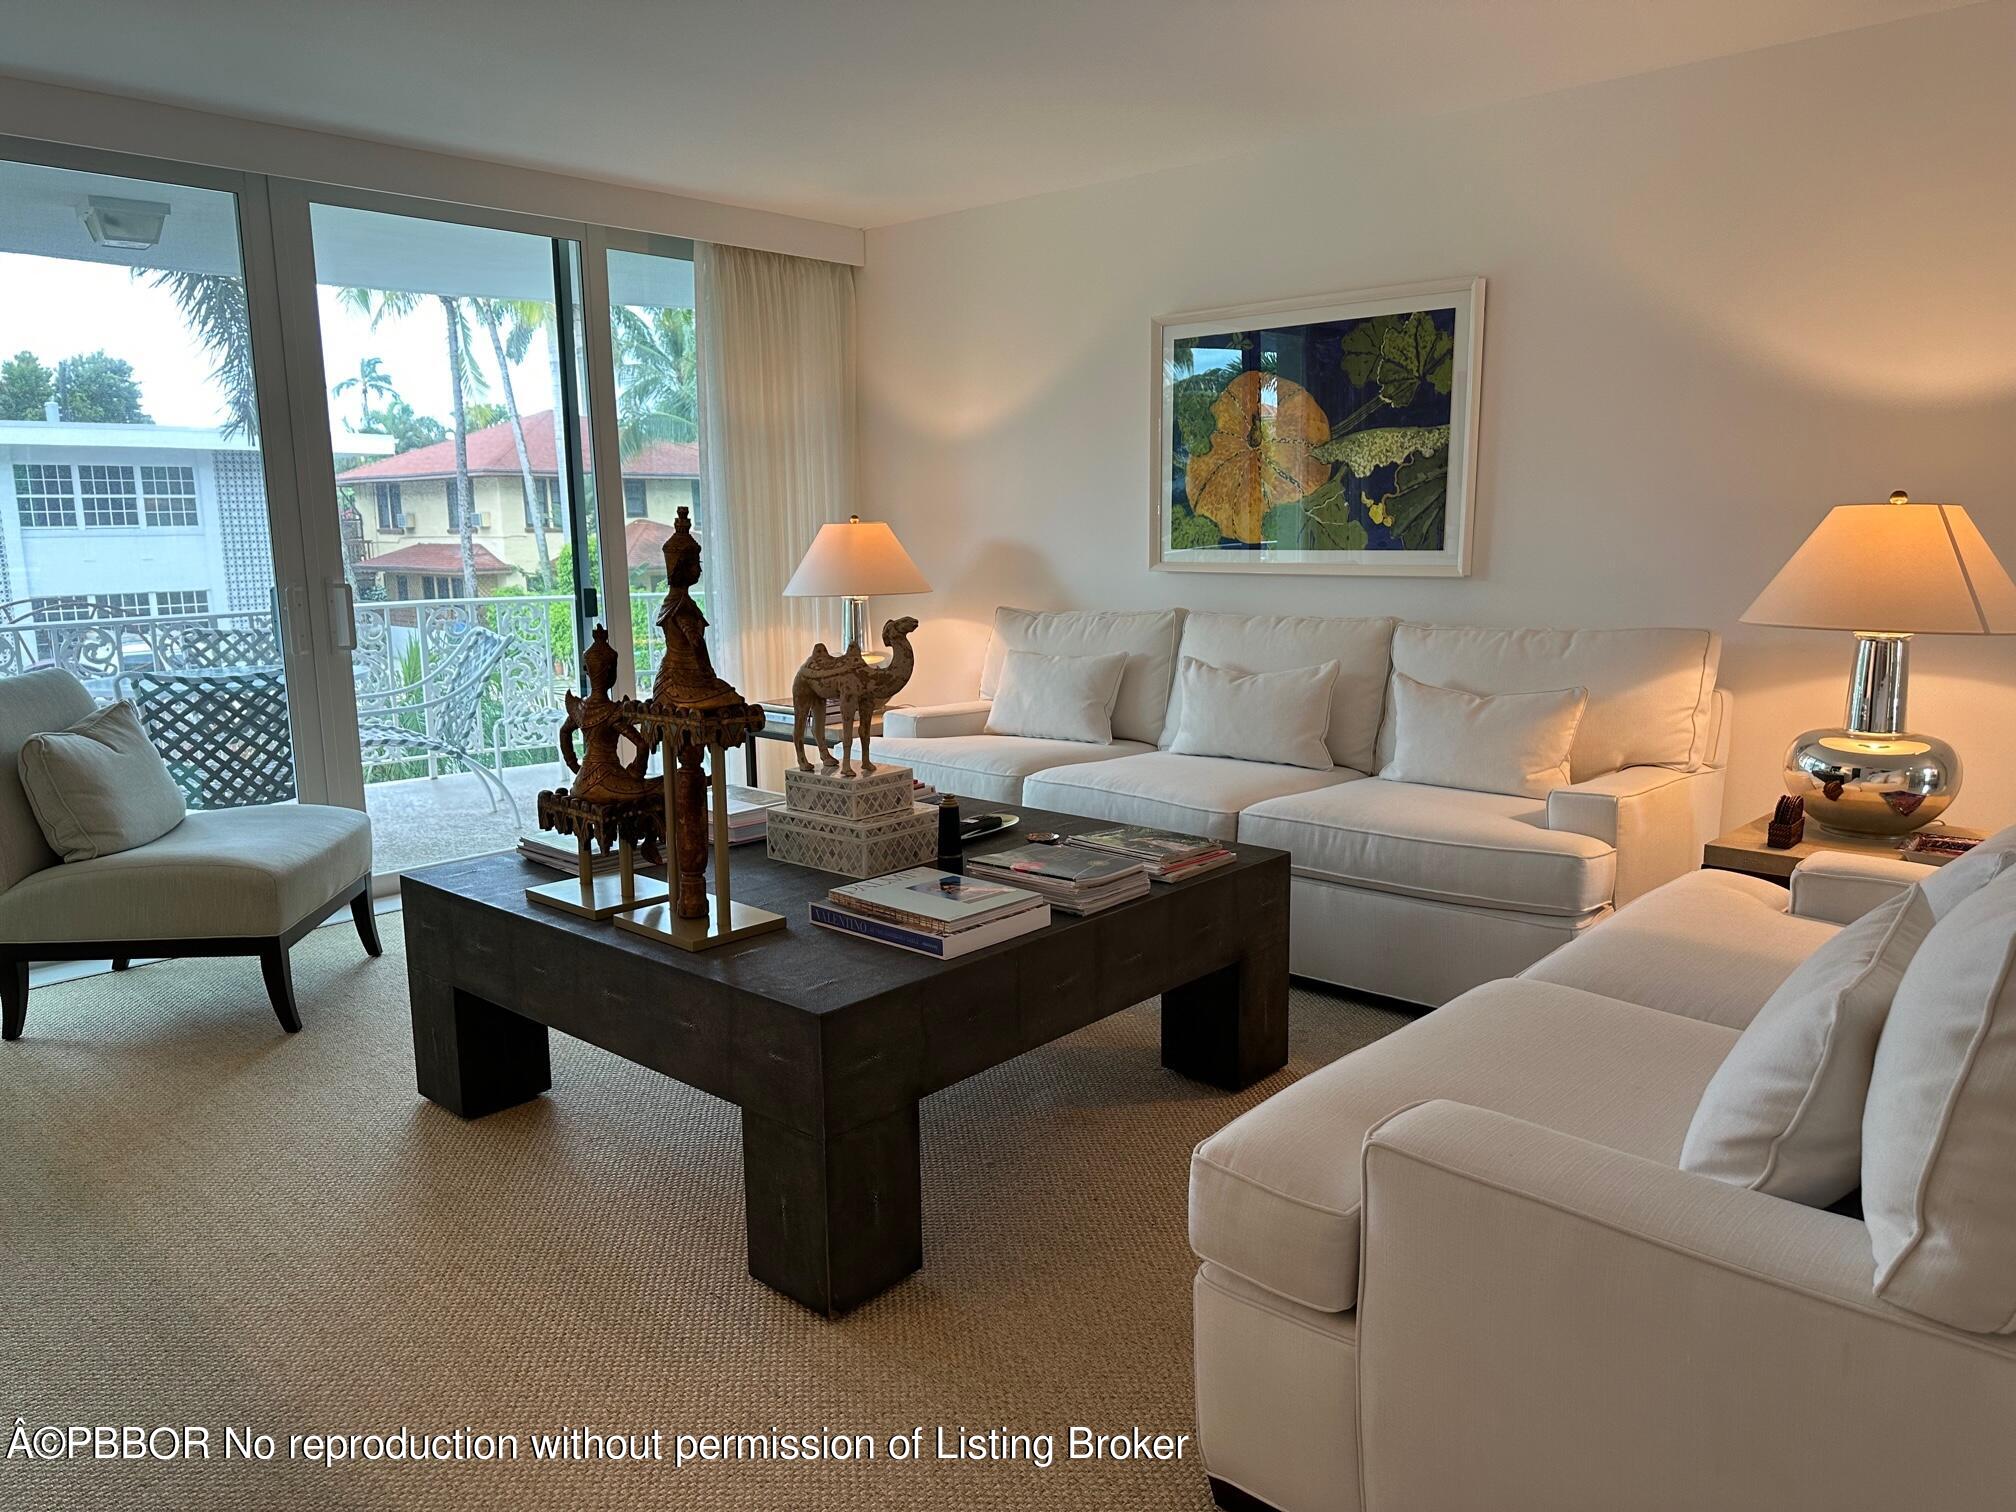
2,959,26,1042
350,890,384,958
259,942,302,1033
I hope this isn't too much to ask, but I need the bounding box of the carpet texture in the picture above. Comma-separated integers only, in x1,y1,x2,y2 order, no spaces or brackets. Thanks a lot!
1,915,1408,1510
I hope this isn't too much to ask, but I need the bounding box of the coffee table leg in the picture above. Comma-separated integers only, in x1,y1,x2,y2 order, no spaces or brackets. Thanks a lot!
1160,940,1290,1091
741,1102,923,1315
410,972,552,1118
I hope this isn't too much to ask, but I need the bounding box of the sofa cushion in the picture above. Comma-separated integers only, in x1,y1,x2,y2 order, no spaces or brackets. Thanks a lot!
1238,778,1615,918
0,803,372,941
979,607,1179,745
1380,623,1720,779
1681,883,1934,1205
1024,752,1359,842
1189,978,1737,1311
18,699,188,862
872,734,1151,806
984,648,1128,744
1379,672,1587,799
0,668,97,893
1165,656,1339,771
1866,875,2016,1332
1523,868,1840,1030
1164,611,1395,774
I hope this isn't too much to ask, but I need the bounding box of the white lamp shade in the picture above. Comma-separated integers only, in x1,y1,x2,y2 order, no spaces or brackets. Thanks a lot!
782,517,931,597
1742,500,2016,635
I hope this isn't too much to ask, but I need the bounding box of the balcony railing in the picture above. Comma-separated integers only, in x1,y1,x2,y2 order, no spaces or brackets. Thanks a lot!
0,591,668,799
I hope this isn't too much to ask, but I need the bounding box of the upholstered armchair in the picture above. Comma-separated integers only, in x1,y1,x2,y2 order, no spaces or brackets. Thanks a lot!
0,668,378,1038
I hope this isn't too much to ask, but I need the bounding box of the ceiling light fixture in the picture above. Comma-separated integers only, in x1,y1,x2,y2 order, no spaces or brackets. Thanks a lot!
80,196,171,251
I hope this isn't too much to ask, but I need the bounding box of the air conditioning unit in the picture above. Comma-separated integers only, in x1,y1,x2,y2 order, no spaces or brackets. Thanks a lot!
401,520,419,534
472,513,491,529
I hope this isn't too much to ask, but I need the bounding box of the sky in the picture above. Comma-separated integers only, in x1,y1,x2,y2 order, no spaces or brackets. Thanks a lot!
0,253,561,438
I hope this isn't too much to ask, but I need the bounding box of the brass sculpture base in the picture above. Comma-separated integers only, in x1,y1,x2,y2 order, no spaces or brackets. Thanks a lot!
526,867,669,921
614,894,787,952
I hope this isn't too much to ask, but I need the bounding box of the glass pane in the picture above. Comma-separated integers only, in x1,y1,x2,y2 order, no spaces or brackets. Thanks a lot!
308,204,592,874
0,158,297,810
606,247,699,678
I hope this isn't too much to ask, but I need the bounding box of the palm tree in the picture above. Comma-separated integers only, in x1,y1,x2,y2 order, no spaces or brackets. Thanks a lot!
139,269,258,442
339,287,488,601
469,299,554,589
611,304,697,452
332,356,397,432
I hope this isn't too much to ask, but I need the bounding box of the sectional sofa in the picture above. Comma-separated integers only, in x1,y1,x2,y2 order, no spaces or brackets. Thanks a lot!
1190,842,2016,1512
879,607,1729,1004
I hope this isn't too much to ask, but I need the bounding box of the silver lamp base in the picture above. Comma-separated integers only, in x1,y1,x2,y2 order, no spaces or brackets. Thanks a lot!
1784,728,1961,837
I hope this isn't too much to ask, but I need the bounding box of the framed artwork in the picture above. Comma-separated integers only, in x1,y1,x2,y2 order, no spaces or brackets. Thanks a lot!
1150,277,1485,576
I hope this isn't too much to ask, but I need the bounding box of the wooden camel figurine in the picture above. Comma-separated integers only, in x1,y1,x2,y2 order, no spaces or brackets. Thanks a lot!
791,616,919,777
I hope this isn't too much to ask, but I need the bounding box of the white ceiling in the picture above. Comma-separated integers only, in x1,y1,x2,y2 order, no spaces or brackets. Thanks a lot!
0,0,1979,228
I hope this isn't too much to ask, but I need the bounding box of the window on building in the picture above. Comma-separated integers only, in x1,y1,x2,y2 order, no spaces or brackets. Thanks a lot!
30,596,96,623
527,475,564,530
375,482,404,531
393,574,411,600
77,465,141,528
154,590,210,618
99,592,150,619
421,575,457,599
624,479,648,519
13,464,78,528
139,465,200,527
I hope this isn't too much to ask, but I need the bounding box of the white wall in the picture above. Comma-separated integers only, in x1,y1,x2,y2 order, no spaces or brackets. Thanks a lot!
857,1,2016,830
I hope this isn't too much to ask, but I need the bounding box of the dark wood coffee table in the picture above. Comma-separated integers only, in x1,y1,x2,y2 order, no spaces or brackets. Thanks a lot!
401,804,1289,1315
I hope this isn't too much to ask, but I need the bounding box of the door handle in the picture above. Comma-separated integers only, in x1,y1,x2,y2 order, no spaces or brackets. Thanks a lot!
328,577,357,653
282,584,312,658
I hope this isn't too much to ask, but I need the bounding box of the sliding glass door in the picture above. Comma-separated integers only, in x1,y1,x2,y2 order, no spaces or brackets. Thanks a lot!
1,135,700,886
0,152,322,811
296,201,601,875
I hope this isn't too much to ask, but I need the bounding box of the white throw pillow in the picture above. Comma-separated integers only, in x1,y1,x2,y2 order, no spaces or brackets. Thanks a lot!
17,699,187,862
1865,875,2016,1332
1919,824,2016,918
1681,884,1934,1205
1164,656,1339,771
983,648,1128,745
1378,672,1587,799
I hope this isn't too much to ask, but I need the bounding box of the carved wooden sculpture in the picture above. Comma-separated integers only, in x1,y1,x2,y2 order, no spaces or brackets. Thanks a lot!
559,625,655,805
651,506,743,710
790,616,919,777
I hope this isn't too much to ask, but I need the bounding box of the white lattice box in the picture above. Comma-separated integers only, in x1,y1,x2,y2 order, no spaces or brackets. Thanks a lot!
766,802,936,879
783,762,915,821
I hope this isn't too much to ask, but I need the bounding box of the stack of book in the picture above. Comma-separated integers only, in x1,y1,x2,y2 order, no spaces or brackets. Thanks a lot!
965,842,1150,914
809,867,1049,958
518,833,623,876
718,785,786,847
1067,824,1235,883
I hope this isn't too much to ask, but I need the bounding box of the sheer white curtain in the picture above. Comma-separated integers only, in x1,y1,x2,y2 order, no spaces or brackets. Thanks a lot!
693,242,857,700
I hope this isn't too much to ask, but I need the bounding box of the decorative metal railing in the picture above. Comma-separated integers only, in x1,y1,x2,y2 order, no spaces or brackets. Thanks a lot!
1,592,667,792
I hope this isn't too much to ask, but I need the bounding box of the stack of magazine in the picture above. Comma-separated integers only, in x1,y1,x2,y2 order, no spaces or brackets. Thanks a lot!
809,867,1050,958
964,843,1150,914
1066,824,1235,883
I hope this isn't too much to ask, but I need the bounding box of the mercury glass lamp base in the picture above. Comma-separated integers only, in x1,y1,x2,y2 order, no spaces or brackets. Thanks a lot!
1784,727,1961,837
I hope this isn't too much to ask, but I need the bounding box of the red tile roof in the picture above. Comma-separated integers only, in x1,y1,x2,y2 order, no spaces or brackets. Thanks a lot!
336,410,698,483
625,517,675,560
354,542,515,575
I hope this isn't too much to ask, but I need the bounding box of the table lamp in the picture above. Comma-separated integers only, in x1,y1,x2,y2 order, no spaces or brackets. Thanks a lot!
1743,490,2016,836
782,515,931,664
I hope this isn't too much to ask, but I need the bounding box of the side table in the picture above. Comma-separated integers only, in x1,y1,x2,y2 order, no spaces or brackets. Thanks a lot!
1703,815,1987,886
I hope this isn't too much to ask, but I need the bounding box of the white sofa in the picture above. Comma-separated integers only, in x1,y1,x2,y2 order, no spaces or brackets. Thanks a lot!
880,607,1730,1004
1189,850,2016,1512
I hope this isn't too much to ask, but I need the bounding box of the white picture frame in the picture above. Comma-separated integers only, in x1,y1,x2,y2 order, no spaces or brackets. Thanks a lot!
1150,276,1485,577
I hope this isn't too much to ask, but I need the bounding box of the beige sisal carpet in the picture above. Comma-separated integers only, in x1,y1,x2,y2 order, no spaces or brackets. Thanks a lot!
1,915,1407,1511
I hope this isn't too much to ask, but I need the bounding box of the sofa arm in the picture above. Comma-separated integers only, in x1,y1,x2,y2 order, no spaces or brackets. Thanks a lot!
1546,765,1720,908
1357,1101,2016,1512
1789,850,1926,924
880,699,992,739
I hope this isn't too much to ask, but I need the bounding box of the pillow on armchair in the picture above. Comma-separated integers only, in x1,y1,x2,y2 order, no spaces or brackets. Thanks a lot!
17,699,187,862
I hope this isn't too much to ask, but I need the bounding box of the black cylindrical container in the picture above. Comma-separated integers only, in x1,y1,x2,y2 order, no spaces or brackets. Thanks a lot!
936,795,963,871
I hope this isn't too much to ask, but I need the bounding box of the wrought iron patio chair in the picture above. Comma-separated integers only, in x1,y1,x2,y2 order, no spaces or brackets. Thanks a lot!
355,624,520,825
122,665,299,810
